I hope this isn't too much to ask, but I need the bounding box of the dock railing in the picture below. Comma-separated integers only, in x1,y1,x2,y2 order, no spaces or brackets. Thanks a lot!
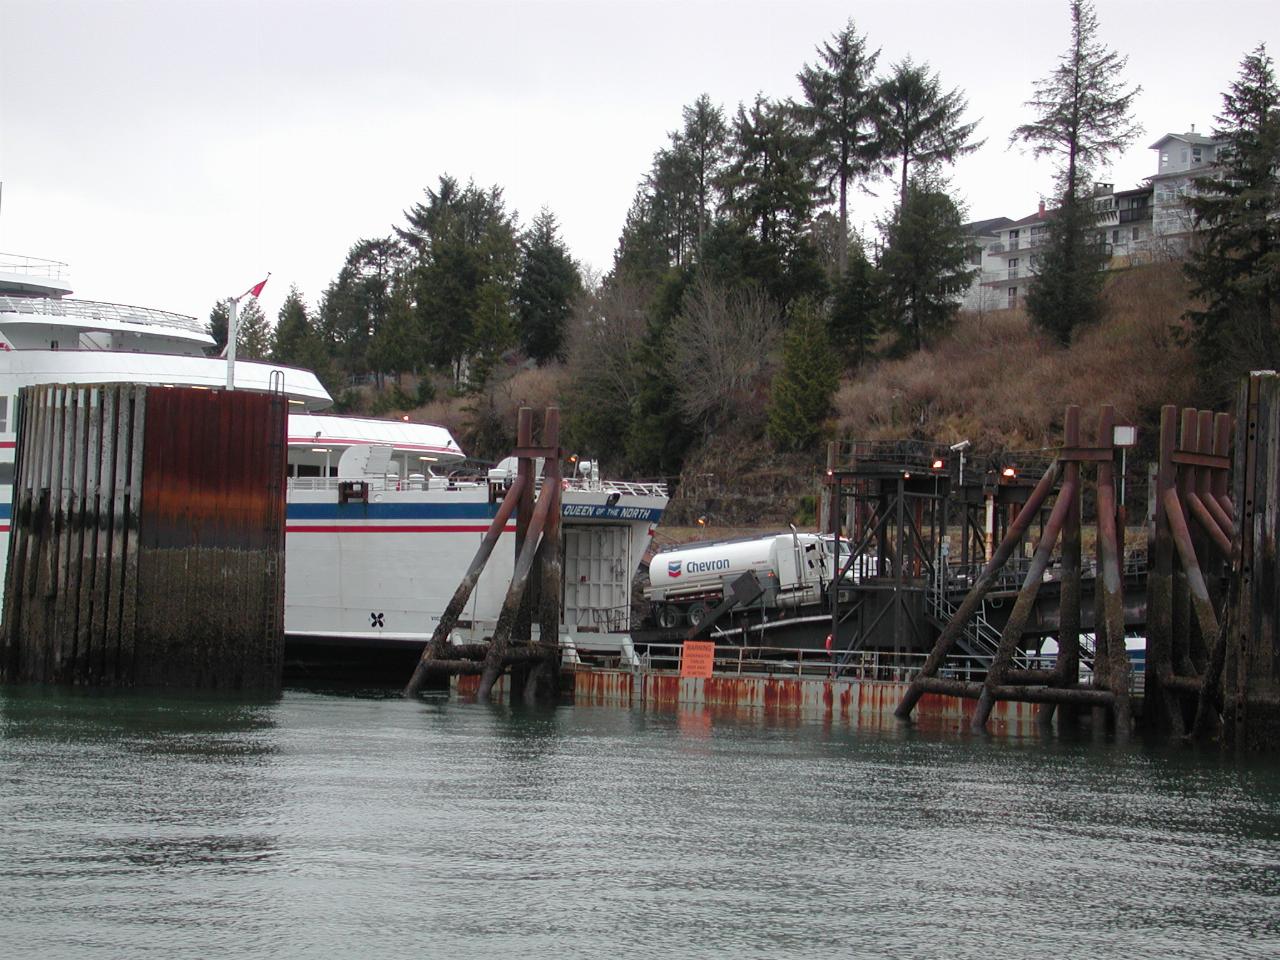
624,641,1145,696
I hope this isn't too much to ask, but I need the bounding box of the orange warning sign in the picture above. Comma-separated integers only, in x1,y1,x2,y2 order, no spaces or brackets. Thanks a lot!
680,640,715,678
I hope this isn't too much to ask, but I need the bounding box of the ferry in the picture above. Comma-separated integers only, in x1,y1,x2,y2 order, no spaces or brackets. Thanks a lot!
0,253,667,653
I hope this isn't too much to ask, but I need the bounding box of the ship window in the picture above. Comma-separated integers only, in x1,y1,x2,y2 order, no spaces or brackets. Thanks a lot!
0,396,6,432
50,341,59,351
0,462,12,484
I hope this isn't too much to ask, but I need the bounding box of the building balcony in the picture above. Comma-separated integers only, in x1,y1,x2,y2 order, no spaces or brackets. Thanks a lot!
1119,207,1153,223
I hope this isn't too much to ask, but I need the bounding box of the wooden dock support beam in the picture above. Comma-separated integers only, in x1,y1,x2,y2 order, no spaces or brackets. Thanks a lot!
404,406,564,703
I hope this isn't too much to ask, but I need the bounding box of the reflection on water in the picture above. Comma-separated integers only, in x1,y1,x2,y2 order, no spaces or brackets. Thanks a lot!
2,684,1279,959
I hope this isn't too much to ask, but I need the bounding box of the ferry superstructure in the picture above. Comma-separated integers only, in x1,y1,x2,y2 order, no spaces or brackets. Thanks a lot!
0,253,666,651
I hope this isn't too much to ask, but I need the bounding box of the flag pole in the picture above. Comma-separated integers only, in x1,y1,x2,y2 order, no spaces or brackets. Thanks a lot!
225,295,239,390
224,274,268,392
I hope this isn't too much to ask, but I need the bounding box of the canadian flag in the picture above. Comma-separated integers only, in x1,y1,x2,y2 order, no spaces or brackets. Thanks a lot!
242,275,269,299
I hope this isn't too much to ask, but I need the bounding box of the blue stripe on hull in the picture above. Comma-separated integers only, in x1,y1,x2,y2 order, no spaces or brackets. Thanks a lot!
285,502,665,523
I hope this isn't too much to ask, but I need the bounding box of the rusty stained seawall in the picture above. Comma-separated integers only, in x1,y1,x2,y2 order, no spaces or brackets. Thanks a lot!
570,669,1040,732
1,384,286,691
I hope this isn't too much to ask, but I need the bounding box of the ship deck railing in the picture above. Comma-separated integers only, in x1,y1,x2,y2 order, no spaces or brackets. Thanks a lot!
0,294,205,336
286,474,668,498
0,253,70,280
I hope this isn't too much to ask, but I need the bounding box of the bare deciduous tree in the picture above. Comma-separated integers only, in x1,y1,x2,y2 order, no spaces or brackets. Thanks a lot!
664,275,779,432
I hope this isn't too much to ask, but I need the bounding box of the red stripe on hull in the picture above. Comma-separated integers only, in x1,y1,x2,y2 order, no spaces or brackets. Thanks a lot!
286,524,517,534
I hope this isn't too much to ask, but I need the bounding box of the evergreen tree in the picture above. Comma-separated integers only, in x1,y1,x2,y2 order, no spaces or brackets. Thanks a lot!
721,94,816,250
272,285,316,367
767,300,840,452
612,186,674,284
368,277,419,385
829,243,881,365
466,280,518,391
516,209,582,365
879,58,982,212
649,137,699,266
318,237,406,384
398,175,519,384
681,94,730,245
878,178,975,351
796,18,883,275
208,301,229,355
1184,44,1280,391
235,299,272,360
1012,0,1141,343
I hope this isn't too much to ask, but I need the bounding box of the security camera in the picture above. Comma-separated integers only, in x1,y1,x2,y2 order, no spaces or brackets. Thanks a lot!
950,440,971,451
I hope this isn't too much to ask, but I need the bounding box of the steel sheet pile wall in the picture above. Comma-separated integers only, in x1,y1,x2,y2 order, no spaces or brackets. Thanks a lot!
0,384,286,690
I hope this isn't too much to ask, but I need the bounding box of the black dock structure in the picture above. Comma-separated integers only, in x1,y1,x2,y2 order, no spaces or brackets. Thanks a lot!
1,383,288,691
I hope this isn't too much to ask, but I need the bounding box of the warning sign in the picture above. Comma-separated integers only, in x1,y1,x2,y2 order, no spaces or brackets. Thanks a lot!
680,640,715,679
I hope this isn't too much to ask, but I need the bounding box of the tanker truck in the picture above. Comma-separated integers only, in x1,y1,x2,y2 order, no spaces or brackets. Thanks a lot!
643,531,833,629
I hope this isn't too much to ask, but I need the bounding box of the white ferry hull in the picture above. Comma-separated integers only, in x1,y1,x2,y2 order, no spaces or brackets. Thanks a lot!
284,483,664,648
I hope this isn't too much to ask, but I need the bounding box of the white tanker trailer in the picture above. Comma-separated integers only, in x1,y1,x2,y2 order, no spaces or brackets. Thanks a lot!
644,531,832,629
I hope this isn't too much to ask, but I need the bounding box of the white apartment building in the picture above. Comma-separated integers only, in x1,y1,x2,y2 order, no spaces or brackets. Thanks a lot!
960,127,1223,310
963,205,1051,311
1149,130,1222,255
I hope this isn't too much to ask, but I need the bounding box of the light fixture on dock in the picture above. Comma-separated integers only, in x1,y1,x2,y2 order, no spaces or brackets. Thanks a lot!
1002,465,1018,478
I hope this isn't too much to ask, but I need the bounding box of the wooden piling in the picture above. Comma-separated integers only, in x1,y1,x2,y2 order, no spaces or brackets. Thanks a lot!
1222,372,1280,750
895,459,1062,720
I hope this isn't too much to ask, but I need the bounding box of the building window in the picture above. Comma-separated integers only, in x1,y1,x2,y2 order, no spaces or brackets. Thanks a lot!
1132,227,1140,241
1161,151,1169,165
1181,149,1189,164
1008,258,1019,279
1192,147,1202,163
1112,229,1120,243
1008,287,1017,309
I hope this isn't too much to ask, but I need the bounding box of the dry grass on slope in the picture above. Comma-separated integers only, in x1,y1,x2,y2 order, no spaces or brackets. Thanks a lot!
834,262,1198,451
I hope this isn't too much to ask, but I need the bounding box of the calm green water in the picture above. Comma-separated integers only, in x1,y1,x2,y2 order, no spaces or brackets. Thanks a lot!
1,686,1278,960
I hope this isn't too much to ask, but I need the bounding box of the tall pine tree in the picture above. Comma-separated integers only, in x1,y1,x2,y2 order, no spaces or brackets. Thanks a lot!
878,58,982,212
397,176,519,384
767,300,840,452
516,209,581,365
1012,0,1141,344
879,177,975,352
796,19,883,275
1184,44,1280,393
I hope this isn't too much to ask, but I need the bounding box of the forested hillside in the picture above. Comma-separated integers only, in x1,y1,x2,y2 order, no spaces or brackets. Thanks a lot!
212,8,1277,523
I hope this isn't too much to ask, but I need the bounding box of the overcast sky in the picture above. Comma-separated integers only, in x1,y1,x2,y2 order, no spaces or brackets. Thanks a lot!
0,0,1274,326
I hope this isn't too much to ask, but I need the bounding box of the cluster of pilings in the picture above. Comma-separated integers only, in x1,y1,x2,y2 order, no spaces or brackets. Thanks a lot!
895,405,1135,737
1146,402,1234,738
892,373,1280,748
403,407,563,702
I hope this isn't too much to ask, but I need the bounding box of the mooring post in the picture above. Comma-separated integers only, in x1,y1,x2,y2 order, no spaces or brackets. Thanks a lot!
895,459,1062,720
1042,406,1084,731
526,408,563,704
514,407,535,648
1222,372,1274,749
1173,408,1200,672
971,473,1077,732
1096,406,1133,739
403,474,529,696
476,479,557,701
1146,405,1181,733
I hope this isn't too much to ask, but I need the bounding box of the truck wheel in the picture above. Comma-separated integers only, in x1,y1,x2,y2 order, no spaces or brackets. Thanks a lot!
686,602,708,628
656,605,682,630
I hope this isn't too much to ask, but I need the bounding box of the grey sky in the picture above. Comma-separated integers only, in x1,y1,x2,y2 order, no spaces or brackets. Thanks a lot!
1,0,1273,328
